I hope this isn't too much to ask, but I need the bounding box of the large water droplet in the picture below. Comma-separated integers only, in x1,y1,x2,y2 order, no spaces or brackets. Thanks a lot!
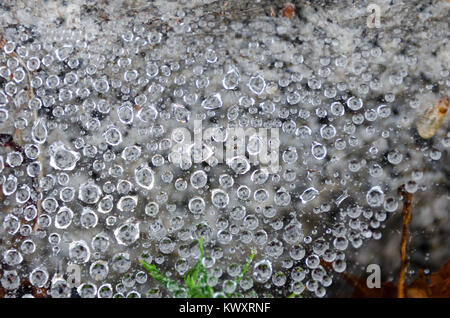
201,93,222,110
55,206,74,229
31,118,48,144
69,240,91,264
55,45,73,61
366,186,384,207
223,69,240,90
248,75,266,95
78,181,102,204
211,189,229,209
300,187,319,203
103,126,123,146
311,142,327,160
135,165,155,190
346,96,363,111
49,142,80,171
253,260,272,283
114,219,140,246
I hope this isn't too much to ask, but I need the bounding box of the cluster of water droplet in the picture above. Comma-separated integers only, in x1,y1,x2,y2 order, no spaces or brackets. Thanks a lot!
0,0,448,298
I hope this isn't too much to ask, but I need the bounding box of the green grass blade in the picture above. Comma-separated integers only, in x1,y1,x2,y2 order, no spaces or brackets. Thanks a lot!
139,259,180,290
236,249,256,284
184,236,208,294
198,236,205,258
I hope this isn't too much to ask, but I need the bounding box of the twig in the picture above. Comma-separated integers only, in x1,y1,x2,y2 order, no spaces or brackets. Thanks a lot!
270,7,276,17
220,1,229,13
398,184,413,298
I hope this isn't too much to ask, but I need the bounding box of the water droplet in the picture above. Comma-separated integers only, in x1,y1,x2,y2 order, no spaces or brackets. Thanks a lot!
346,96,363,111
300,187,319,203
201,93,222,110
248,75,266,95
78,181,102,204
135,165,155,190
223,69,240,90
49,142,80,171
253,260,272,283
69,240,91,264
366,186,384,207
311,142,327,160
114,219,140,246
31,118,48,144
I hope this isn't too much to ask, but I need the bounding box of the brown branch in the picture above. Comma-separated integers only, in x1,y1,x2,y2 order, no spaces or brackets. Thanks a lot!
398,184,413,298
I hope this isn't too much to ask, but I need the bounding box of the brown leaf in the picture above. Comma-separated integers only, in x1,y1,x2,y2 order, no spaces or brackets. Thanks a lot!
282,3,295,19
427,259,450,297
338,258,450,298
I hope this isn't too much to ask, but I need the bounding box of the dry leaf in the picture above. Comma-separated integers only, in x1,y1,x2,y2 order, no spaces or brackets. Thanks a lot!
338,258,450,298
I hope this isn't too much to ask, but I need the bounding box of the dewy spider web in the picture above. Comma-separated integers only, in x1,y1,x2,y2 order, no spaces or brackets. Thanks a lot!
0,0,448,298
